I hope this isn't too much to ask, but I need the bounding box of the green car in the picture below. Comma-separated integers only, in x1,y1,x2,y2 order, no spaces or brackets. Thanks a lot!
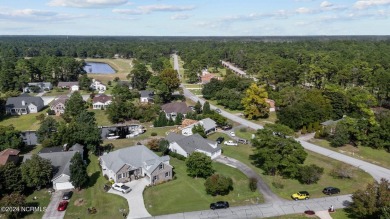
291,191,310,200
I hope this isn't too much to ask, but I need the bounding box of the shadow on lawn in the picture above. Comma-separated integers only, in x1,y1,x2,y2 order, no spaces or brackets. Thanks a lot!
87,171,100,188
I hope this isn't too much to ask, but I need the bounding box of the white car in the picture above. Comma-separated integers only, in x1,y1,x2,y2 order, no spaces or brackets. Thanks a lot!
224,140,238,146
230,131,235,137
112,183,132,194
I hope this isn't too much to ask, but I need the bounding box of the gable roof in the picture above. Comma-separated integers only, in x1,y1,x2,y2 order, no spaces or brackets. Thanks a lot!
6,94,44,109
199,118,217,131
58,82,79,87
161,102,191,114
100,145,170,175
139,90,154,98
93,94,112,104
50,95,69,107
0,149,20,165
166,132,220,154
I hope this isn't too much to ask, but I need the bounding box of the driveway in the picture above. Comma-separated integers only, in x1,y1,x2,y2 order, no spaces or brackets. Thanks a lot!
42,191,66,219
108,178,151,219
215,156,284,203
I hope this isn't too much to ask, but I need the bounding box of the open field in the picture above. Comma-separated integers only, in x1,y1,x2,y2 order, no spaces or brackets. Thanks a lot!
213,134,374,200
265,214,319,219
64,154,129,219
0,108,58,131
309,139,390,169
143,157,262,216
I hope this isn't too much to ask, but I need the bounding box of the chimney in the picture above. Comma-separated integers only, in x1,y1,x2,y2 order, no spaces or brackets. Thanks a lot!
22,100,26,106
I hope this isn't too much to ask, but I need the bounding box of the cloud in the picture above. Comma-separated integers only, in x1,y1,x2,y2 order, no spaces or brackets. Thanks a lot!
113,4,195,15
354,0,390,9
171,14,191,20
0,9,83,22
320,1,333,8
48,0,128,8
296,7,315,14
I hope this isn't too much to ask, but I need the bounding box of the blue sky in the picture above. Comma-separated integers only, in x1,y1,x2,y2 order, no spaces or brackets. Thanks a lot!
0,0,389,35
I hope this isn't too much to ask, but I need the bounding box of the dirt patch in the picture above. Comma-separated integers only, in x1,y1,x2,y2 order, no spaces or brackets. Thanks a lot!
74,198,85,206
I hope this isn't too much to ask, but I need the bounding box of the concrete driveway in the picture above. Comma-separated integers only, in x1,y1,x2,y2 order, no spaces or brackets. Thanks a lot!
42,191,66,219
108,178,151,219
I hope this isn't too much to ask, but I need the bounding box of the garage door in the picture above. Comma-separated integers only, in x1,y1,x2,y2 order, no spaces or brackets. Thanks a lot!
55,182,74,191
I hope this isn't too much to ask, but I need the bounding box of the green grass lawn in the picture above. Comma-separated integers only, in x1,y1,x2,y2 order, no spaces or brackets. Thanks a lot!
331,209,351,219
218,138,374,200
23,189,52,219
265,214,319,219
208,67,226,77
42,89,69,96
89,109,112,126
0,108,51,131
309,139,390,169
64,154,128,219
235,128,256,140
143,158,262,216
184,84,202,89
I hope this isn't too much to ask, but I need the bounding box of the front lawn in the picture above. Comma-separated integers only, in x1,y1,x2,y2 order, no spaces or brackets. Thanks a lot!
89,109,112,126
309,138,390,169
23,189,52,219
266,214,319,219
220,141,374,200
64,154,128,219
143,158,262,216
0,108,51,131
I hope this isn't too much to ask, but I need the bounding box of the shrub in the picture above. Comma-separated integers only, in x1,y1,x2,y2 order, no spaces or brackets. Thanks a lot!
168,151,186,160
239,127,247,132
307,123,313,133
301,126,307,134
331,164,355,179
151,132,157,136
249,177,258,192
297,164,324,184
47,109,55,115
107,81,112,86
114,77,120,82
272,181,284,189
147,138,159,151
204,174,233,196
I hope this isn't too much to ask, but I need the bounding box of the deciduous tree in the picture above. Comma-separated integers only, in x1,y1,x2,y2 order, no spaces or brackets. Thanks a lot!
0,163,24,194
242,83,269,119
36,117,58,143
186,152,214,178
204,174,233,196
21,154,52,189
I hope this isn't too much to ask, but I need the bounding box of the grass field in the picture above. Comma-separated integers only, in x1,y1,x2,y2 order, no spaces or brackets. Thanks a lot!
216,135,374,200
143,158,262,216
23,189,52,219
89,109,112,126
265,214,319,219
0,108,54,131
64,154,128,219
309,139,390,169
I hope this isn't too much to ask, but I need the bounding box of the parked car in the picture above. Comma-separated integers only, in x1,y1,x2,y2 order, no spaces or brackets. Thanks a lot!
112,183,132,194
215,108,222,114
62,191,73,200
322,187,340,195
57,201,68,211
216,137,224,144
291,191,310,200
230,131,235,137
210,201,229,210
221,124,232,130
224,140,238,146
237,138,249,144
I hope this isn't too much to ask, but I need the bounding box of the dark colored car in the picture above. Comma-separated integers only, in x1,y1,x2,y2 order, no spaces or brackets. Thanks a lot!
62,191,73,200
216,137,224,144
57,201,68,211
322,187,340,195
210,201,229,210
221,124,232,130
215,108,222,114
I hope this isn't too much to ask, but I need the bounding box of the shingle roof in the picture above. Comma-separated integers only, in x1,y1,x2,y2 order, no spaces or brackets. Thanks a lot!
58,82,79,87
50,95,69,107
6,94,44,109
166,132,220,154
139,90,154,98
161,102,191,114
0,149,20,165
93,94,112,104
100,145,170,175
199,118,217,131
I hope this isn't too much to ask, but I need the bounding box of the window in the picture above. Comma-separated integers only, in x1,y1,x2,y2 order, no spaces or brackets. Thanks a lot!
159,164,163,169
165,172,170,177
153,176,157,181
118,173,122,179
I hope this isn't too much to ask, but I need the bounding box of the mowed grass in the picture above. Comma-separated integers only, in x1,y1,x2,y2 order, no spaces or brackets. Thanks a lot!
265,214,319,219
23,189,52,219
0,108,59,131
64,154,128,219
143,158,262,216
89,109,112,126
309,139,390,169
218,138,374,200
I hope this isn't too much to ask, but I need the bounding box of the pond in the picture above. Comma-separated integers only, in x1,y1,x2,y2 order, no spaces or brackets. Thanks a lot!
84,62,115,74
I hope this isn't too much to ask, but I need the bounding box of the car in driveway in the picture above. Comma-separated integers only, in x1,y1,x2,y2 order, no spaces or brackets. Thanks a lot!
216,137,224,144
322,187,340,195
57,201,68,211
210,201,229,210
291,191,310,200
224,140,238,146
62,191,73,200
112,183,132,194
229,131,235,137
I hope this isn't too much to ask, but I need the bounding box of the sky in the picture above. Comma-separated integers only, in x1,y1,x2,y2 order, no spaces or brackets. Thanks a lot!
0,0,389,36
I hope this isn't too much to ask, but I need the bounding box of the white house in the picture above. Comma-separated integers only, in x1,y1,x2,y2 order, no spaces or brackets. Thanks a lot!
5,94,44,115
139,90,154,103
90,79,107,92
92,94,112,109
23,82,53,93
166,132,221,159
58,82,79,91
181,118,217,136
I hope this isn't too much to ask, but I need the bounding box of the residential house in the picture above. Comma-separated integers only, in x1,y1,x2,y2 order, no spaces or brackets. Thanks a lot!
161,102,191,119
50,95,69,115
320,116,345,134
139,90,154,103
21,131,38,146
90,79,107,92
181,118,217,136
23,82,53,93
201,74,216,84
23,144,84,191
0,149,20,166
58,82,79,91
100,145,172,185
117,80,132,89
5,94,44,115
166,132,221,159
92,94,112,109
266,99,276,112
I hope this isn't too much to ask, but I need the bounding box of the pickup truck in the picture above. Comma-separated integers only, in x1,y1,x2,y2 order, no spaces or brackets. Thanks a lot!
224,140,238,146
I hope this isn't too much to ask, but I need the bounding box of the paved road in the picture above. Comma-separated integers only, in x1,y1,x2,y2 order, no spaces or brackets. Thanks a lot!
173,54,180,72
42,191,66,219
146,195,351,219
215,156,284,203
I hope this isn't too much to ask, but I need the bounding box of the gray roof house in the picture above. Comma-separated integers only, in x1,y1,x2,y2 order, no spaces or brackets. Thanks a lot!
23,144,84,191
139,90,154,103
320,116,346,134
100,145,172,185
166,133,221,159
161,102,191,119
23,82,53,93
181,118,217,136
6,94,44,115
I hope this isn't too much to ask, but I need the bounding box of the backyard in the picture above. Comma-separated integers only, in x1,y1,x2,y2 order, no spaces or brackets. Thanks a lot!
143,157,262,216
